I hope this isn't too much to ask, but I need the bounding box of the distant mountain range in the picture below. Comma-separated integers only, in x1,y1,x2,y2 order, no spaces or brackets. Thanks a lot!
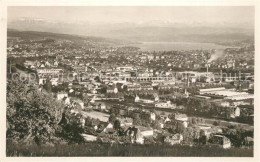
8,18,254,44
7,29,108,42
7,29,134,45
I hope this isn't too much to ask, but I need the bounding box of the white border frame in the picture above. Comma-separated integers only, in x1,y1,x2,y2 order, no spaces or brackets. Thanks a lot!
0,0,259,162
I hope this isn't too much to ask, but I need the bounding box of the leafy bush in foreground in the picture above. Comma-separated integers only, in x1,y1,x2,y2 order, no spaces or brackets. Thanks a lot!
6,78,84,145
7,79,64,145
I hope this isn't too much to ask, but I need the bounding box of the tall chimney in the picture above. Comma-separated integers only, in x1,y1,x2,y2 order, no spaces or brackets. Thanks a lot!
220,70,223,82
206,64,208,76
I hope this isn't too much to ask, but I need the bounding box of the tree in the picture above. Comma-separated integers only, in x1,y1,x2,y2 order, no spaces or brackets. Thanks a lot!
151,120,162,130
7,78,86,145
94,76,101,82
199,135,207,145
82,93,90,105
7,79,64,145
142,121,151,128
122,85,128,91
58,110,85,144
109,114,117,123
191,117,197,124
45,78,52,92
213,121,220,126
113,119,121,130
133,116,142,126
176,122,186,134
99,86,107,94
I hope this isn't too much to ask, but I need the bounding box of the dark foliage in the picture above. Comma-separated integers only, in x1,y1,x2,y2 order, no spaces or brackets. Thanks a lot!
6,141,253,157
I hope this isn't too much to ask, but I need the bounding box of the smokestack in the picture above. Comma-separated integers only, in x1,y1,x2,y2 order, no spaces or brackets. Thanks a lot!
206,64,208,76
220,70,223,83
9,59,11,73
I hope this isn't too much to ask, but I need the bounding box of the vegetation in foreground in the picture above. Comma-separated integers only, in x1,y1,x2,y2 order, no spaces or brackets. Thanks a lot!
7,141,253,157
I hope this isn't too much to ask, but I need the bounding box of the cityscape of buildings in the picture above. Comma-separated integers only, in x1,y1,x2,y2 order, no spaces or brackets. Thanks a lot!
7,29,254,149
5,6,255,157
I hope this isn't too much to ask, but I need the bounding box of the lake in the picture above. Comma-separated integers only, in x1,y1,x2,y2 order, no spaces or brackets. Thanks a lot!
127,42,229,51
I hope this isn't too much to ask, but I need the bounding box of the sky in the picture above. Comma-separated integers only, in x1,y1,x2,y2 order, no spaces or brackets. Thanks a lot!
8,6,254,24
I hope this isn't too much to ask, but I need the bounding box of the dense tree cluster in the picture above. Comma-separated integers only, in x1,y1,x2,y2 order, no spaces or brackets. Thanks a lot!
7,78,64,145
7,77,85,145
171,97,253,124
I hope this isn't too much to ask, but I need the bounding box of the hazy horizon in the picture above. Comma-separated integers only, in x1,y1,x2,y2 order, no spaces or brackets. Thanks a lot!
8,6,254,43
8,6,254,25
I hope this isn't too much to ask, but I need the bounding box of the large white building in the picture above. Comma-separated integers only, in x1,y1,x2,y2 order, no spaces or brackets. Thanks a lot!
135,95,154,103
155,101,176,109
37,68,62,75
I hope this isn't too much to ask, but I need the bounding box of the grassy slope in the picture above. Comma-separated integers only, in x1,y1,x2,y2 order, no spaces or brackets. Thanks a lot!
7,142,253,157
